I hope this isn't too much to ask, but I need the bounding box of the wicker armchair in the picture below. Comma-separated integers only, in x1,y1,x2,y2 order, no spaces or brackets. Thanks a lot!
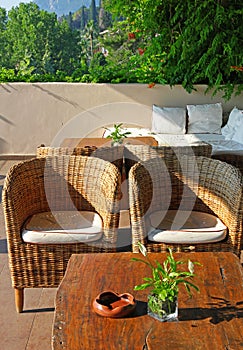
3,156,121,312
128,156,243,256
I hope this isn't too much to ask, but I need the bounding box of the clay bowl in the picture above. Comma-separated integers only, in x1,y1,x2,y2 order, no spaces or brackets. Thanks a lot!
93,290,136,318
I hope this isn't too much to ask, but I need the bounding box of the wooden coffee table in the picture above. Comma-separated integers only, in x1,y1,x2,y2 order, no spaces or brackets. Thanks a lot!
52,252,243,349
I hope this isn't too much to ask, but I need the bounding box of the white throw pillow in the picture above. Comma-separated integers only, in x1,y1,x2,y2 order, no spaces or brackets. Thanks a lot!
232,125,243,144
151,105,186,134
187,103,223,134
222,107,243,143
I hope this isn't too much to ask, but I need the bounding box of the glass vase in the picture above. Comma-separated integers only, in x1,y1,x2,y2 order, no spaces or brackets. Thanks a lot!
147,293,178,322
111,140,123,147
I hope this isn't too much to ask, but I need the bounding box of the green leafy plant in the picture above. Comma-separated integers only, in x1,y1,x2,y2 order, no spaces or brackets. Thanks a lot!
103,0,243,100
104,123,131,144
132,242,201,318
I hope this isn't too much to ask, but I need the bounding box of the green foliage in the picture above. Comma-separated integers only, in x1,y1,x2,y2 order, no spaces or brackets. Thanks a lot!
103,0,243,99
0,3,81,76
132,242,200,302
0,67,18,82
0,0,242,100
88,52,107,82
90,20,167,84
161,1,243,99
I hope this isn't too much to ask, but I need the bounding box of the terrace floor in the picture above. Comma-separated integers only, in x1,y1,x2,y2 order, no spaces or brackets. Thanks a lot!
0,158,242,350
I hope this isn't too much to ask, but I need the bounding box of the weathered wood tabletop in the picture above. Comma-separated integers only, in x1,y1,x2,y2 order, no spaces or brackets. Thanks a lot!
52,252,243,350
61,136,158,148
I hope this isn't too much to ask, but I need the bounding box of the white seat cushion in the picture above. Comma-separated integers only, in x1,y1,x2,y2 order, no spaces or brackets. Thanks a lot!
148,210,227,244
22,211,103,244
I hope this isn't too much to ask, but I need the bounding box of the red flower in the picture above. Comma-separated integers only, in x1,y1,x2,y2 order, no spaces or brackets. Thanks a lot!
128,32,136,40
138,48,145,55
148,82,155,88
231,66,243,72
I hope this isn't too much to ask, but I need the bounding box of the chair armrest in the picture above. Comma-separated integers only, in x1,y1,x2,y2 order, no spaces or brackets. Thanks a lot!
195,157,243,251
3,159,51,246
212,153,243,175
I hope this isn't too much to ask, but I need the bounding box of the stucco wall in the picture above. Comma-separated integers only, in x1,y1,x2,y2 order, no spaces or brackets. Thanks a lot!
0,83,242,155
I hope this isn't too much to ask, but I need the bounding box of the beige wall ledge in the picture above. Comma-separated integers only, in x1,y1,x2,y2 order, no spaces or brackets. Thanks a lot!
0,83,242,155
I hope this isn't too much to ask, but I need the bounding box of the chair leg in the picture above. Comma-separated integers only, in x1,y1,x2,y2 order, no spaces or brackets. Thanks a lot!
15,288,24,313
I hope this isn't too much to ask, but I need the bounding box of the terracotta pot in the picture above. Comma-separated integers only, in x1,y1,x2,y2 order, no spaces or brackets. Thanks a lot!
93,290,136,318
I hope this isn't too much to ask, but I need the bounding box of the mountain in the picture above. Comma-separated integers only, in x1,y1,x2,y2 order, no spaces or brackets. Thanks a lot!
34,0,99,16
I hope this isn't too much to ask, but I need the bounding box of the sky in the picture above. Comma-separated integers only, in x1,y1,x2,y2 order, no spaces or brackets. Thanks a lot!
0,0,31,11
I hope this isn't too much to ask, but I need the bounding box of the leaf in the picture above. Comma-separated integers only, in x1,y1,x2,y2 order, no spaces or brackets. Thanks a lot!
138,242,147,256
134,282,152,290
183,280,200,293
155,261,166,277
158,290,167,301
188,260,194,274
143,277,153,282
131,257,151,268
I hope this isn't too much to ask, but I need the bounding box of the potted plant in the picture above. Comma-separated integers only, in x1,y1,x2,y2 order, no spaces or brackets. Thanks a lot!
104,123,131,146
132,242,201,322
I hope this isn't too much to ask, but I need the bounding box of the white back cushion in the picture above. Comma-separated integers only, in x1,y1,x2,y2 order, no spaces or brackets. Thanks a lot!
187,103,223,134
151,105,186,134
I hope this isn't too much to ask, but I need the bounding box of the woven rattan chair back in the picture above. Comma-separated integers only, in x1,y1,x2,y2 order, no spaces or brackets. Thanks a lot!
124,143,212,177
37,145,97,157
37,145,124,173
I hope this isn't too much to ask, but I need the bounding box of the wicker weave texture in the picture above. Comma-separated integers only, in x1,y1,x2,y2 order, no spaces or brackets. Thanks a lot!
37,145,124,173
3,156,121,289
124,143,212,175
212,153,243,175
36,146,97,157
128,155,243,256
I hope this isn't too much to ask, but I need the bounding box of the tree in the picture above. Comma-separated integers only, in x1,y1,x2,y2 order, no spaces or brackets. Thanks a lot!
0,8,8,68
80,6,86,30
90,0,97,24
66,11,73,30
93,17,166,84
4,3,81,76
98,0,112,31
103,0,243,99
6,3,56,72
54,19,81,75
81,20,99,63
